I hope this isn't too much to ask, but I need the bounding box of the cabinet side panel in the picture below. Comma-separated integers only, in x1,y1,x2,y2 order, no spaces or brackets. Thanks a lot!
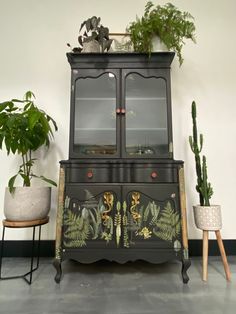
178,166,189,253
55,166,65,260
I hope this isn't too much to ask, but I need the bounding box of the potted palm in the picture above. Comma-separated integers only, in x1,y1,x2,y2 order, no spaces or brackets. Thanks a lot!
0,91,58,221
127,1,196,65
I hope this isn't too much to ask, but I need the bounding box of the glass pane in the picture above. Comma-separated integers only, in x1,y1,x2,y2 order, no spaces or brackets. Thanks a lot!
125,73,168,156
74,73,117,155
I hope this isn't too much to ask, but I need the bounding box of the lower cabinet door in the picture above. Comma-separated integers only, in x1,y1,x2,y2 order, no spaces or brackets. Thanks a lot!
122,185,182,251
63,185,121,249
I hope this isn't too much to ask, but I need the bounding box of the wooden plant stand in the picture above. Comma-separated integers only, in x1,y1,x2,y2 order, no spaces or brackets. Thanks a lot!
202,229,231,281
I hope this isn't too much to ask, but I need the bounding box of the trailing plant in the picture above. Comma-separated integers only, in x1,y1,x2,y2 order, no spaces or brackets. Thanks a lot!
0,91,58,192
189,101,213,206
127,1,196,65
67,16,113,53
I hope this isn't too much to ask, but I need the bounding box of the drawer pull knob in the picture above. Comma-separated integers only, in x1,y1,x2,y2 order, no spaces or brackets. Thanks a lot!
151,171,158,179
116,108,121,114
87,171,93,179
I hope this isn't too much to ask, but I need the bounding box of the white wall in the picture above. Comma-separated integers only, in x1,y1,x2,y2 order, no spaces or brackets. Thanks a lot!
0,0,236,240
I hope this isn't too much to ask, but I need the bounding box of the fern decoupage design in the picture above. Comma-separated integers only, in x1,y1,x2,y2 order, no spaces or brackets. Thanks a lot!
63,190,115,248
126,191,181,250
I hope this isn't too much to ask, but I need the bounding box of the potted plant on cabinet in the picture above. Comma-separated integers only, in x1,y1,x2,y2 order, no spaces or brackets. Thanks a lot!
0,91,58,221
127,1,196,65
189,100,230,281
67,16,113,53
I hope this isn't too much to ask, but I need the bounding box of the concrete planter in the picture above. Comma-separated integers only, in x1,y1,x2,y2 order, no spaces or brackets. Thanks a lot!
193,205,222,231
82,40,100,53
4,187,51,221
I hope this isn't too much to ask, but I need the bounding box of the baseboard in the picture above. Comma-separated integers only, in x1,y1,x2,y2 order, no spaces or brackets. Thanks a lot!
0,240,235,257
0,240,54,257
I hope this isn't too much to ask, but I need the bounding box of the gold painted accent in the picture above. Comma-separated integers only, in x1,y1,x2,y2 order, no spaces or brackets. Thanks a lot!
130,192,141,221
122,201,130,248
179,167,189,250
55,166,65,260
55,247,61,260
137,227,152,239
183,248,189,260
102,192,114,223
114,201,121,247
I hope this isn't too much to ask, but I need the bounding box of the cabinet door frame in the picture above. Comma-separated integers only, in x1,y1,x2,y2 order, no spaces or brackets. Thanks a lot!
121,68,173,159
69,68,121,158
63,184,122,249
122,184,182,249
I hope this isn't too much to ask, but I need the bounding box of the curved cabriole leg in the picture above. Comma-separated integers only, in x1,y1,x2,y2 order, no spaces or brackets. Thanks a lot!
53,259,62,283
182,259,191,284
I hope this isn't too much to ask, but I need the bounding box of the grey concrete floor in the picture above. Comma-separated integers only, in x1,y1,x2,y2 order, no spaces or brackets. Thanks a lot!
0,257,235,314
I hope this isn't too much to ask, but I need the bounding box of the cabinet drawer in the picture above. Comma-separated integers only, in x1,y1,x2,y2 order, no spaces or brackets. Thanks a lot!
67,167,111,183
130,167,178,183
66,165,178,183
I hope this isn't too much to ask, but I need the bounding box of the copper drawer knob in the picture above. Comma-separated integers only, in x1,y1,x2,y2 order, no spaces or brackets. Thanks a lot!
151,171,158,179
87,171,93,179
121,108,126,114
116,108,121,114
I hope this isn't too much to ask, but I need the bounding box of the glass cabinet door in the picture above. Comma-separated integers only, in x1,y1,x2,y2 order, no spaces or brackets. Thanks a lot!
124,71,171,158
72,70,119,157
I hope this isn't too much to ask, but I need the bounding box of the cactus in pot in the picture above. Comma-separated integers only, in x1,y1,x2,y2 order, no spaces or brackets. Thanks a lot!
189,101,231,282
189,101,213,206
189,101,220,231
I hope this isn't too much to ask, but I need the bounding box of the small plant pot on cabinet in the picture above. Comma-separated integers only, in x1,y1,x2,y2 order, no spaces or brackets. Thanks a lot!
193,205,222,231
82,40,100,53
4,187,51,221
152,36,168,52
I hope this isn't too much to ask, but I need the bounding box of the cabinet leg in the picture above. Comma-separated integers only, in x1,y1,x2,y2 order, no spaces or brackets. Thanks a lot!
53,259,62,283
181,258,191,284
215,230,231,281
203,230,209,281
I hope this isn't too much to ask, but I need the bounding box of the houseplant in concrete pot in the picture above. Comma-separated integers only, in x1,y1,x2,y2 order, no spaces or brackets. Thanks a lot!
0,91,58,221
67,16,113,53
189,101,222,230
127,1,196,65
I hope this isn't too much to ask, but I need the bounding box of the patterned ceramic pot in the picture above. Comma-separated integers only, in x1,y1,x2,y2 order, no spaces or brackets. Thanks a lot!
193,205,222,231
4,187,51,221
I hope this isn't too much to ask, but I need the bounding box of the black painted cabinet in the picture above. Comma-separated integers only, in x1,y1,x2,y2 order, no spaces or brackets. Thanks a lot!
54,53,191,283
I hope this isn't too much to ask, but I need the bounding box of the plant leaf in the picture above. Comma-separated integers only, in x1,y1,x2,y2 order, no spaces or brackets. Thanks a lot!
39,175,57,186
8,174,18,193
29,110,41,129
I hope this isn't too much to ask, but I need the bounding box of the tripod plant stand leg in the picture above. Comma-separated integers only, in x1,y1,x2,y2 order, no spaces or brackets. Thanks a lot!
203,230,208,281
215,230,231,281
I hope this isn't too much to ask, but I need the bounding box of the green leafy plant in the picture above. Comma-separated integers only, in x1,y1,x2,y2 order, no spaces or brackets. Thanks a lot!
0,91,58,192
189,101,213,206
153,201,181,242
67,16,113,53
127,1,196,65
64,209,90,248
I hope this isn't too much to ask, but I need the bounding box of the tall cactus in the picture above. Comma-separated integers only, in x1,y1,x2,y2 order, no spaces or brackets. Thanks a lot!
199,156,213,206
189,101,213,206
